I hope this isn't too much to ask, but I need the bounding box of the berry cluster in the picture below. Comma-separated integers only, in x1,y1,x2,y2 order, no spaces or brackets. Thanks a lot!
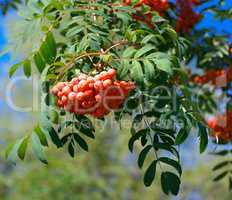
176,0,202,33
192,67,232,86
124,0,169,14
123,0,169,28
51,69,135,118
207,111,232,142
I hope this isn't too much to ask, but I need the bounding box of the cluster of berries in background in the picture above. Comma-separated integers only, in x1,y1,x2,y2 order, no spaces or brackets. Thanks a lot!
123,0,169,28
207,111,232,142
51,69,135,118
176,0,202,33
122,0,202,33
192,66,232,86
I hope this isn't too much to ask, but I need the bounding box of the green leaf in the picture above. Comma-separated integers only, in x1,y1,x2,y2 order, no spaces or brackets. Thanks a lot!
31,132,48,164
159,157,182,176
46,32,57,59
128,129,147,152
161,172,180,196
229,177,232,191
118,60,130,79
17,136,29,160
198,123,208,154
154,58,172,74
175,129,188,145
47,126,62,148
144,160,157,187
210,150,229,156
138,145,152,168
9,62,22,78
34,125,48,147
143,59,155,81
131,60,143,84
68,142,75,158
50,109,59,124
213,161,230,171
122,47,137,58
213,171,229,182
23,59,31,78
141,34,155,44
73,133,88,151
134,45,155,58
40,32,57,64
34,52,46,73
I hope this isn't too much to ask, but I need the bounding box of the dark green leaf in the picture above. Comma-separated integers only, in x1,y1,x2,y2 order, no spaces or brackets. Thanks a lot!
47,126,62,148
73,133,88,151
144,160,157,187
209,150,229,156
161,172,180,196
68,142,75,158
138,145,152,168
159,157,182,176
213,161,230,171
213,171,229,182
175,129,188,145
128,129,147,152
198,123,208,153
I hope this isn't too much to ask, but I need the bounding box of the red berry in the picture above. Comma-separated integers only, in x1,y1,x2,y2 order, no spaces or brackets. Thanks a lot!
62,86,71,95
103,79,112,88
51,87,59,95
78,80,89,91
95,94,102,103
68,92,76,101
108,69,116,78
94,80,104,91
73,85,78,92
76,92,85,101
56,82,66,90
61,95,68,104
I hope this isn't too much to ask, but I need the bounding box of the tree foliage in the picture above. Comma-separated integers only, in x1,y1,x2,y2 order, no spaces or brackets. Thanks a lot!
2,0,232,196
